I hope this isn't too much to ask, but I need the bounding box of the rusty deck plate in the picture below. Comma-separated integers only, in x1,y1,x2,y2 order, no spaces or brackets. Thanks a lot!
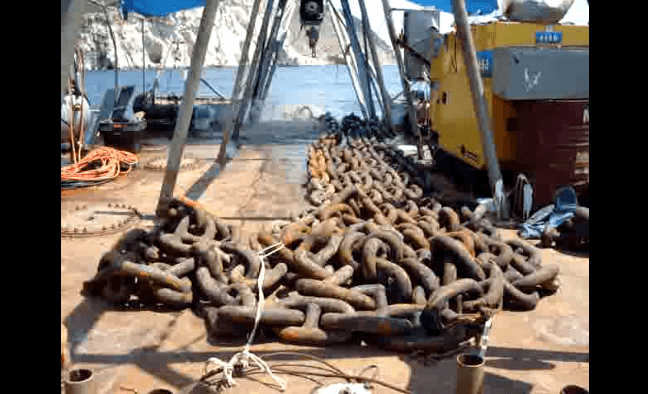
61,203,140,238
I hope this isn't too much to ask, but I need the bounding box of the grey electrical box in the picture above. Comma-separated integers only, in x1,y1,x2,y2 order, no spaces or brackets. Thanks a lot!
403,9,441,81
492,47,589,101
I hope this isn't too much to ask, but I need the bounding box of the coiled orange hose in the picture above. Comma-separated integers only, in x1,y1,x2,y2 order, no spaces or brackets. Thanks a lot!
61,146,139,182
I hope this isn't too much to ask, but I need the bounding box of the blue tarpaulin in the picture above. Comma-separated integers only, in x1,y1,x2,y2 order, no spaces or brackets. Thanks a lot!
517,186,578,239
120,0,500,18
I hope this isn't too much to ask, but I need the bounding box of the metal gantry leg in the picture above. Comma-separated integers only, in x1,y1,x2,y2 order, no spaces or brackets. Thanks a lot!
357,0,392,129
260,31,288,101
326,0,368,119
231,0,264,101
156,0,223,217
218,0,264,168
233,0,277,140
249,0,291,124
62,0,87,99
260,0,297,102
380,0,419,154
340,0,375,120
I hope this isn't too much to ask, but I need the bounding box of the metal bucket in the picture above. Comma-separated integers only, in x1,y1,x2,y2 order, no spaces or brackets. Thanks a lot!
455,354,485,394
64,368,96,394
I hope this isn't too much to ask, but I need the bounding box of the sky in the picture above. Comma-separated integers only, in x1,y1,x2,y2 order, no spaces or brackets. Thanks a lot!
120,0,588,37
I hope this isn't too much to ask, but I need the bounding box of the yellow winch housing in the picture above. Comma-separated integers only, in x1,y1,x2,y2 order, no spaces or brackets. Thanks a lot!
429,22,589,206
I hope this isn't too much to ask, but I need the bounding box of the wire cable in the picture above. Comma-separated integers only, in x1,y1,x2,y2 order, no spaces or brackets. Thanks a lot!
201,350,414,394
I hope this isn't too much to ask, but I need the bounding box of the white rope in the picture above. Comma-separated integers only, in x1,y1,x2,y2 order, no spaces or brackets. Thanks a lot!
205,242,287,390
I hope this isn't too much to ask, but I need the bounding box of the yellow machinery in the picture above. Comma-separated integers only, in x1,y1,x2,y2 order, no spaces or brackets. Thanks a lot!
428,22,589,208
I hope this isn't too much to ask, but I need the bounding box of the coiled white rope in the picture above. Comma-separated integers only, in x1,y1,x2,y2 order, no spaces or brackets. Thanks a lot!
205,242,287,390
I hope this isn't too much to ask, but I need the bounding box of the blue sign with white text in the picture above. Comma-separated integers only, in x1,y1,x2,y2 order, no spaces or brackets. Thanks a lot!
536,31,563,45
477,51,493,78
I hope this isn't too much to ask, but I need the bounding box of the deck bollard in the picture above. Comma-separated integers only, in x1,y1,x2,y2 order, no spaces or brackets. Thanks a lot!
455,354,485,394
64,368,96,394
560,385,589,394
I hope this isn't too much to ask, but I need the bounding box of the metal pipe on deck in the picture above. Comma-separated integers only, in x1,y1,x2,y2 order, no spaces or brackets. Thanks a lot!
451,0,509,219
156,0,222,217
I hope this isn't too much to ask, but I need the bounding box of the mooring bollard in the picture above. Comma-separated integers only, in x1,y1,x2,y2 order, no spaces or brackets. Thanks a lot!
64,368,96,394
455,354,485,394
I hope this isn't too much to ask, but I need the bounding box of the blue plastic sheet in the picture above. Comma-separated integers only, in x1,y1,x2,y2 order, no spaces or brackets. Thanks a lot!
518,186,578,239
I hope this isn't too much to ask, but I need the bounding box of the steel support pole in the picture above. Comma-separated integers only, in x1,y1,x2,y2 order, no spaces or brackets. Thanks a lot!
327,0,368,119
451,0,509,218
357,0,392,127
231,0,264,100
259,0,295,101
340,0,375,119
367,65,385,116
360,24,376,116
142,18,146,92
218,0,263,169
99,3,120,105
61,0,86,99
234,0,276,140
380,0,419,150
260,33,286,100
156,0,222,217
249,0,287,124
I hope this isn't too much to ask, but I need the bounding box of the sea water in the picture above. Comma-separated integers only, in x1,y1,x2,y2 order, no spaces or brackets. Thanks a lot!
82,65,405,121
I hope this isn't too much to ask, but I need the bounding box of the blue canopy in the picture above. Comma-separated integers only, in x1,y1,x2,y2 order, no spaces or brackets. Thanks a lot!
120,0,499,18
409,0,498,14
121,0,207,18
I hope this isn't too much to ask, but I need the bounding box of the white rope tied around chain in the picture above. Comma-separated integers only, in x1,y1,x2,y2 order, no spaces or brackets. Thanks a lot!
204,242,288,391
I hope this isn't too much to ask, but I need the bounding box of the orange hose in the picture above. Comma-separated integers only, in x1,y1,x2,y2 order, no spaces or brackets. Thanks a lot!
61,146,139,182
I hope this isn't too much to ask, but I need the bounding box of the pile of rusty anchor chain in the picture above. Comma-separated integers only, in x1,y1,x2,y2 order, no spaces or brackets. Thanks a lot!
81,199,255,309
81,118,561,356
